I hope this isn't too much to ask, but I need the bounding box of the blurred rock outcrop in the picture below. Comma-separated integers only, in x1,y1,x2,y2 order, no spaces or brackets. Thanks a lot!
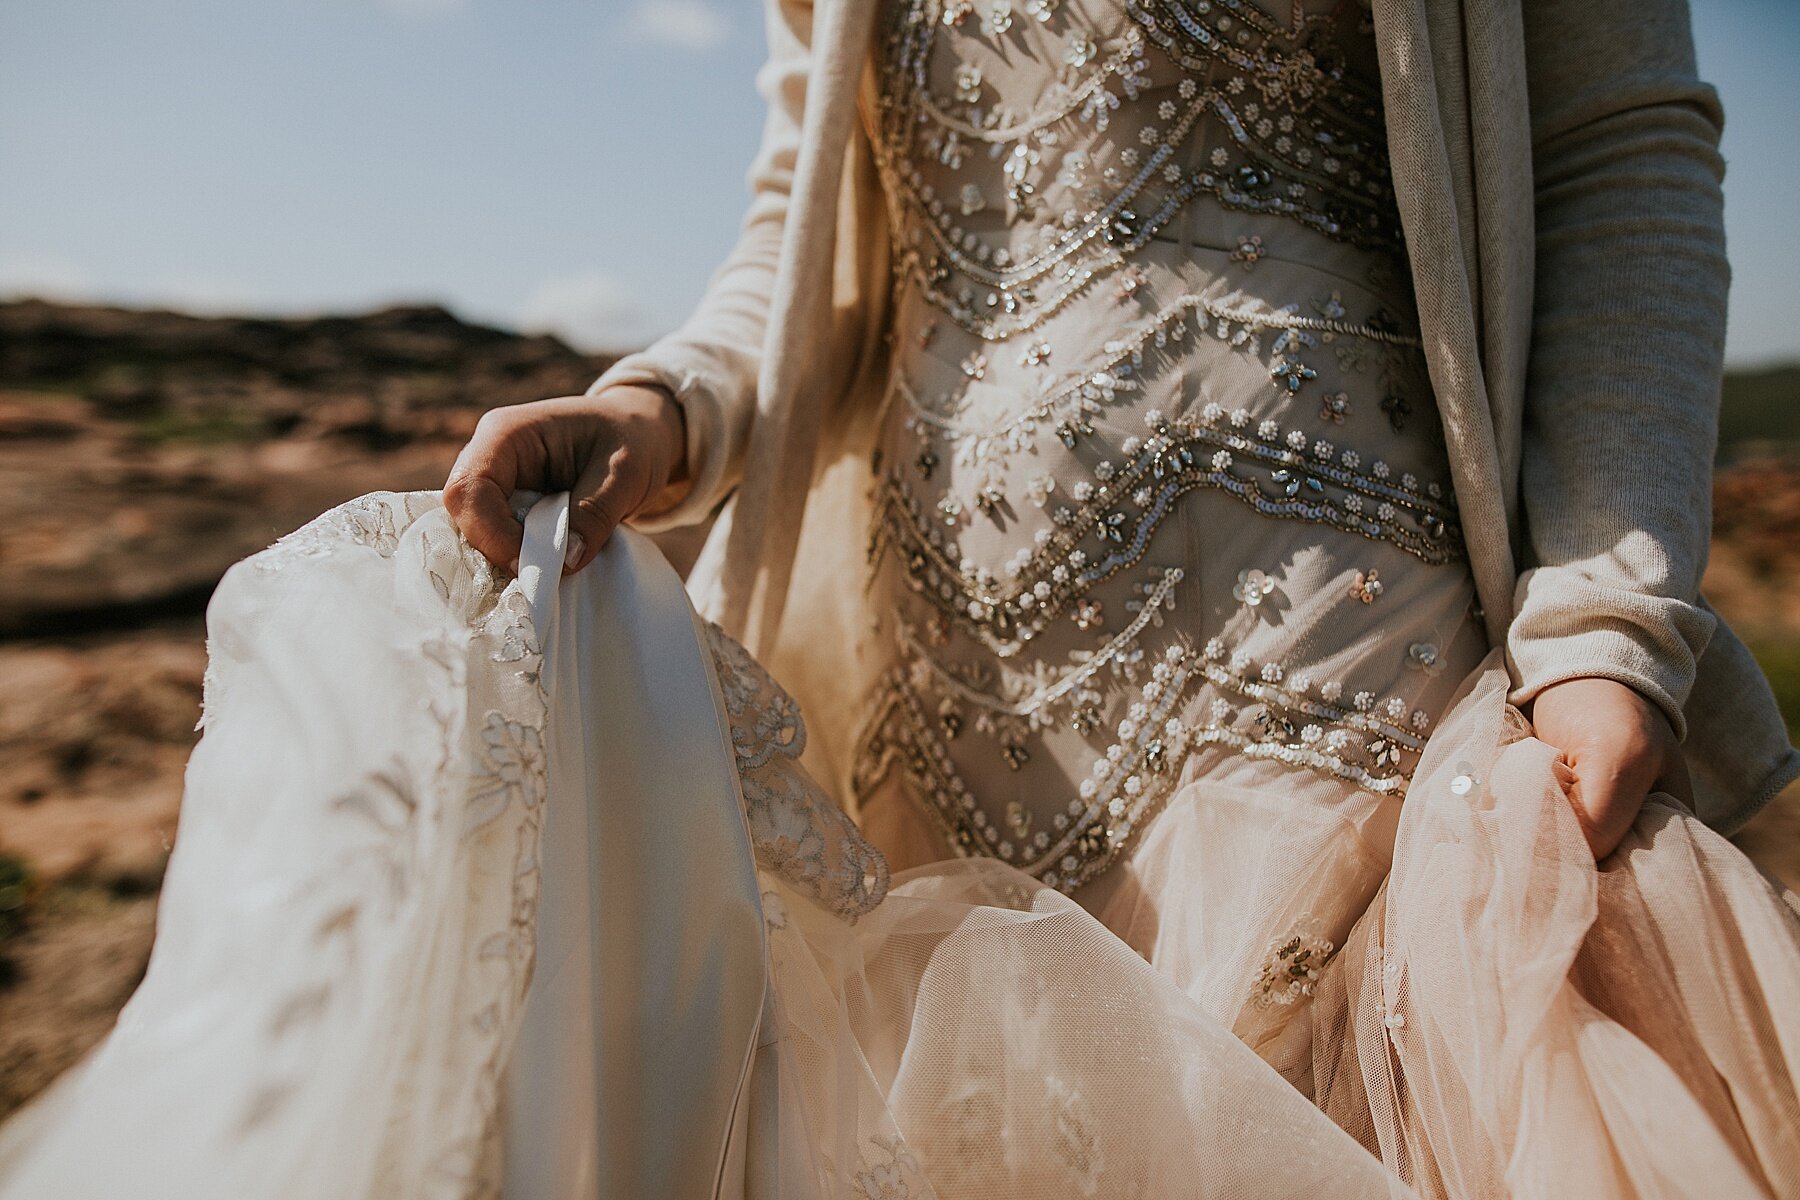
0,298,615,636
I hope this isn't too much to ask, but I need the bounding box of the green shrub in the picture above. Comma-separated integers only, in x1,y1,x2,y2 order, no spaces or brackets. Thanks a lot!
1750,638,1800,743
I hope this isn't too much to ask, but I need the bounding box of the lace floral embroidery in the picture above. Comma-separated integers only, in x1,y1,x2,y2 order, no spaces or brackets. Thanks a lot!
225,491,550,1198
248,490,430,573
1048,1075,1106,1196
706,622,890,919
853,1134,932,1199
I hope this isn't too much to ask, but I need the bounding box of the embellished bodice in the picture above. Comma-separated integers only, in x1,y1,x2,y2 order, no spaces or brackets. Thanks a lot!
853,0,1485,894
870,0,1403,342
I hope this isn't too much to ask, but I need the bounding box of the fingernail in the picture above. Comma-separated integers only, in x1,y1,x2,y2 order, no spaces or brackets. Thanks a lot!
564,534,585,571
508,557,520,576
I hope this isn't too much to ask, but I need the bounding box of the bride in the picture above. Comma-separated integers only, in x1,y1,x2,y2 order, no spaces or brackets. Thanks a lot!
4,0,1799,1196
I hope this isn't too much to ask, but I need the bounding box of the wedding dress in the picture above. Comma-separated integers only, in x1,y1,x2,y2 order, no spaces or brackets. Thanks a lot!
4,0,1800,1195
0,486,1793,1199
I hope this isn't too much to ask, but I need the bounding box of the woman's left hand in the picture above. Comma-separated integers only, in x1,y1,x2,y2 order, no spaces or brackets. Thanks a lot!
1527,677,1693,860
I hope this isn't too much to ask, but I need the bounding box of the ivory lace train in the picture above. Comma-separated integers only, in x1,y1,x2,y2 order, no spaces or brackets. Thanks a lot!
0,491,1795,1199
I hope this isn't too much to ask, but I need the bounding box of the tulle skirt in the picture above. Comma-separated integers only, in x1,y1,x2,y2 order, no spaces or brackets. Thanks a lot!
0,491,1796,1199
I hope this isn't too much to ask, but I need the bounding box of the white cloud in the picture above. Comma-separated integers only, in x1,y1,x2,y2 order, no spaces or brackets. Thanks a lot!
516,271,659,352
625,0,729,52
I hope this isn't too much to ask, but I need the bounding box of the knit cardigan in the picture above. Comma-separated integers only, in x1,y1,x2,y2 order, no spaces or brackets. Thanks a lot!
591,0,1799,833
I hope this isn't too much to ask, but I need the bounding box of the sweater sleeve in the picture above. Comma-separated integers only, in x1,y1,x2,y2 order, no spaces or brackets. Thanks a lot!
1505,0,1728,739
586,0,815,533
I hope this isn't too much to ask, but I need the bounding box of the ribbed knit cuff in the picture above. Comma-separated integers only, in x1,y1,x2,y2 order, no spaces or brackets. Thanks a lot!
1506,567,1718,742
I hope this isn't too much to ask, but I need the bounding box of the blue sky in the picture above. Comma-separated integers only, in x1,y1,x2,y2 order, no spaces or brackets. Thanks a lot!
2,0,1796,366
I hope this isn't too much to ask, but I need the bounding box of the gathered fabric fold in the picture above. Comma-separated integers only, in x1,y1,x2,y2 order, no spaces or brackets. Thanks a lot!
1,492,1795,1199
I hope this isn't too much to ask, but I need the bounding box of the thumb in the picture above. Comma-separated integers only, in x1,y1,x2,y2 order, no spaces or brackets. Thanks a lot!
563,446,652,574
1564,747,1649,860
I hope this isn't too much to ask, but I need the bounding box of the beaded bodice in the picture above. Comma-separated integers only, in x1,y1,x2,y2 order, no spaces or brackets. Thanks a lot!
853,0,1484,894
870,0,1403,342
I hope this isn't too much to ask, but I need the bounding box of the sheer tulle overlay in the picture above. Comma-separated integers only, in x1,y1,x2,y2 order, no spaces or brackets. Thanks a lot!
1,492,1796,1199
0,492,550,1197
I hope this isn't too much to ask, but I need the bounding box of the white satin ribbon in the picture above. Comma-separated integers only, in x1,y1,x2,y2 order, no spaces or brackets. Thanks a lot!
504,494,769,1200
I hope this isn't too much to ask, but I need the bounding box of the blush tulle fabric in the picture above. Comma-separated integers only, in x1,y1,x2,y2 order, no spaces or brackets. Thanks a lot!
0,492,1796,1199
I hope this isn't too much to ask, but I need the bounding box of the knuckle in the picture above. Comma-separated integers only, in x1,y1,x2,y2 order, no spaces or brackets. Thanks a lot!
442,473,475,511
572,492,624,530
615,435,667,487
474,404,512,429
608,442,646,482
472,406,521,441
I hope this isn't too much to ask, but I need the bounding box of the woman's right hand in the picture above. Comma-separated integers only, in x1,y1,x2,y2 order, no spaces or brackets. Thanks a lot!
443,383,687,576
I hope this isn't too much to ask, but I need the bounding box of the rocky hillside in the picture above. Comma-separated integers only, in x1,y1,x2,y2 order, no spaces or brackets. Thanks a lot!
0,299,614,636
0,297,608,425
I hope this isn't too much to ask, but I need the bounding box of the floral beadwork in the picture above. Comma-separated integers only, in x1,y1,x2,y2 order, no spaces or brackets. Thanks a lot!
1252,918,1336,1008
893,287,1423,492
1406,641,1444,675
870,0,1403,341
1233,568,1278,608
854,638,1430,893
854,0,1473,896
869,403,1461,655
